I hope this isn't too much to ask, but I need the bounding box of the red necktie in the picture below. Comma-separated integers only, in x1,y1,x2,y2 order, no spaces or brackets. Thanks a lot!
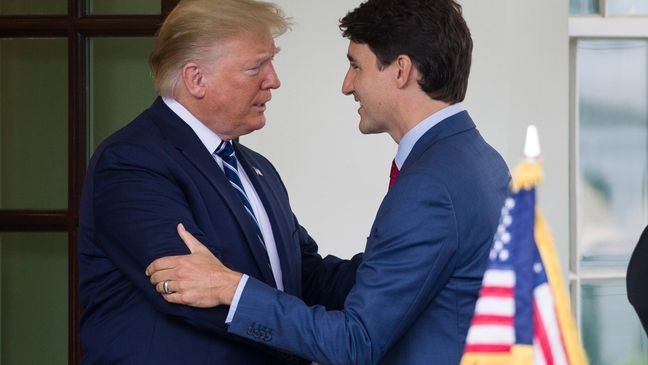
389,159,399,189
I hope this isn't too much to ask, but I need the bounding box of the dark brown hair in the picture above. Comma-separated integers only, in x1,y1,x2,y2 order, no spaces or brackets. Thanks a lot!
340,0,472,103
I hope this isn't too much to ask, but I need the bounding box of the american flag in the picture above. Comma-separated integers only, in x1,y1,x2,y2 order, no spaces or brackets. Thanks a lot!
461,183,587,365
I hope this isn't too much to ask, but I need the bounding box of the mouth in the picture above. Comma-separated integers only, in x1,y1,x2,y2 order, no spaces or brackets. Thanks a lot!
252,100,269,112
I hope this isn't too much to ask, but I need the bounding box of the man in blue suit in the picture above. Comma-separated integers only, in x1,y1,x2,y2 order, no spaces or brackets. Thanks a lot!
147,0,511,364
77,0,361,363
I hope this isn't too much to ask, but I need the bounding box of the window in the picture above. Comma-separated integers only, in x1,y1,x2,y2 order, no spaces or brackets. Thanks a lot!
0,1,178,363
570,1,648,364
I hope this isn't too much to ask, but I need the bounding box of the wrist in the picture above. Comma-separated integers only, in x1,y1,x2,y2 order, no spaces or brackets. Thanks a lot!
223,271,243,305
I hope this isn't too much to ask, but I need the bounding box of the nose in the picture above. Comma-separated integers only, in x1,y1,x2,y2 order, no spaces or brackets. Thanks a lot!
341,67,354,95
262,62,281,90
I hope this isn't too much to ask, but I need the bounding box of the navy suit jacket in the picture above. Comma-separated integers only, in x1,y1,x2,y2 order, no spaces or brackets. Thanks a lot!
78,97,360,364
227,111,511,364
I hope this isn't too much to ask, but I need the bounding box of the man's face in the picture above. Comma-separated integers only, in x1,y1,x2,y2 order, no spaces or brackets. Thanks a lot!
342,41,393,135
199,31,280,138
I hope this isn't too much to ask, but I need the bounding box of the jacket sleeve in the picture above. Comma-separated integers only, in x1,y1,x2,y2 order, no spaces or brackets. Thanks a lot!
226,172,458,365
91,141,229,334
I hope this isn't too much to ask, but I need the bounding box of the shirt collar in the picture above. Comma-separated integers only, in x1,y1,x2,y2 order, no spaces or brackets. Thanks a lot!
162,97,223,154
394,103,465,169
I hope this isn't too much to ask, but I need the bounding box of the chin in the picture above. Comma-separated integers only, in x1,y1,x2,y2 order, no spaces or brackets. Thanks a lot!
358,121,378,135
248,117,266,132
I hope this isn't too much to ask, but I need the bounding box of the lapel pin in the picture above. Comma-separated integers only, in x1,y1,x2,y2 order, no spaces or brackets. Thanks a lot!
254,167,263,176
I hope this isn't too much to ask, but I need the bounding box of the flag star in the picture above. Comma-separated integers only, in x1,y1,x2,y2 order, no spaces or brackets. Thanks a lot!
494,241,503,251
498,224,506,234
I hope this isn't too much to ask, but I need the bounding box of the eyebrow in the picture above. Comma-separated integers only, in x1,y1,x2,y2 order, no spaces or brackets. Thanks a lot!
255,48,279,65
347,54,356,63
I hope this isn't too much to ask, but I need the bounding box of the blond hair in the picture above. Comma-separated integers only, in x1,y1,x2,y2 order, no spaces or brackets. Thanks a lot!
150,0,291,97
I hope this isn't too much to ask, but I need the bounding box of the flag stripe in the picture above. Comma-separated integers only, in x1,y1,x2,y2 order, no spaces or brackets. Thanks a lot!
466,325,514,344
534,284,569,365
471,314,514,326
482,269,516,287
534,339,547,365
534,301,554,365
479,286,514,297
463,344,511,353
474,297,514,316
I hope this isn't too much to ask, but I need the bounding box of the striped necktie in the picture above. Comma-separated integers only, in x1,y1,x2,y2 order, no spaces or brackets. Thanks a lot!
214,141,266,250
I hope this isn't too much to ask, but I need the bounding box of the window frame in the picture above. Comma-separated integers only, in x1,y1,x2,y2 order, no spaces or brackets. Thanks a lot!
568,0,648,342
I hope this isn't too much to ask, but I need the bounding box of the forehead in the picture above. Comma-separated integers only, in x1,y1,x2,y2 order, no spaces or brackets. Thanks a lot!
347,41,376,63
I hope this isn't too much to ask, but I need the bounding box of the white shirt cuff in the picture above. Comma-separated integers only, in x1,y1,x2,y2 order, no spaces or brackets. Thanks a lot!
225,274,249,324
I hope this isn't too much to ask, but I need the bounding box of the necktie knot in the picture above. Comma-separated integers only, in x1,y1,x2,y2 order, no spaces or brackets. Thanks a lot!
215,140,235,160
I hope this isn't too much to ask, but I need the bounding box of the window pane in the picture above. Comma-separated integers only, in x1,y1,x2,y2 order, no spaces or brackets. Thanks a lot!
0,233,68,365
576,39,648,268
86,0,160,15
0,38,68,209
570,0,600,15
0,0,66,15
581,280,648,365
88,37,156,154
607,0,648,16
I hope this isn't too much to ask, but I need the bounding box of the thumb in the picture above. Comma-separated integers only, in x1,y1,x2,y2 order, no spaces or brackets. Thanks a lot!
177,223,208,254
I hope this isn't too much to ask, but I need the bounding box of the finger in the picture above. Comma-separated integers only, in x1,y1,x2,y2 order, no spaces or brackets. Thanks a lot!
155,281,165,294
149,268,173,286
145,256,177,276
162,292,184,304
177,223,208,254
155,280,177,295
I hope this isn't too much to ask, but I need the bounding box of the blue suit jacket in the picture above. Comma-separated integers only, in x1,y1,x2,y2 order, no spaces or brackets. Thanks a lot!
227,111,511,364
78,97,360,364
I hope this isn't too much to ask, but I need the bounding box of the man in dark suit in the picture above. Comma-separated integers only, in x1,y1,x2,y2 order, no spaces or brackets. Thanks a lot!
77,0,360,363
147,0,511,364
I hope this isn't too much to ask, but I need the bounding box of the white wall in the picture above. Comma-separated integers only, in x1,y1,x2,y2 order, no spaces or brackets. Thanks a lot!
462,1,571,273
244,0,570,273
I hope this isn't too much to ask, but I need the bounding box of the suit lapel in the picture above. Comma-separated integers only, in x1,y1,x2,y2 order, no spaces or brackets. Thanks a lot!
147,98,276,287
235,144,299,295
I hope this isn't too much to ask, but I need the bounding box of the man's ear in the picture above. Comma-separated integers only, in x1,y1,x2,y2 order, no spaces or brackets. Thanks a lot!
394,54,414,89
181,62,206,98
